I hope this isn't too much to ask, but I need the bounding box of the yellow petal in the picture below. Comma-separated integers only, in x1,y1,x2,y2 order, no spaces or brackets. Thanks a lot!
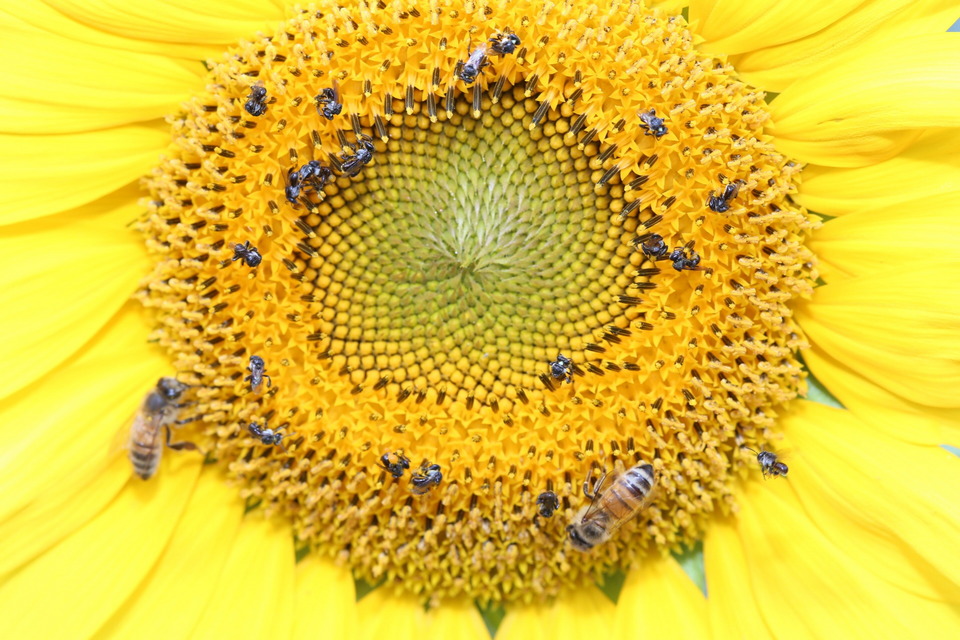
613,554,709,637
0,455,202,639
96,469,245,638
0,16,200,134
804,347,954,445
809,192,960,280
783,400,960,599
0,216,147,399
499,587,616,640
356,591,489,640
293,556,359,640
0,455,128,581
2,3,226,60
768,33,960,167
0,123,168,223
796,129,960,217
691,0,865,57
0,309,167,522
732,0,931,92
46,0,286,49
708,465,960,638
798,264,960,408
704,519,773,638
188,515,295,639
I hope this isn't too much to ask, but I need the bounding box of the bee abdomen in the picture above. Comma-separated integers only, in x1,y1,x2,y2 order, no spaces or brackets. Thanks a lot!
129,440,160,480
621,463,655,499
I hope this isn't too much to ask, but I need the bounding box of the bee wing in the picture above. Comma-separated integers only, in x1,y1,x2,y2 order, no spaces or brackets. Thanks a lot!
770,446,794,463
578,471,613,523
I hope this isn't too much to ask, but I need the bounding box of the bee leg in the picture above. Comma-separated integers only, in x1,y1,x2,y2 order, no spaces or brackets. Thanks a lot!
264,374,273,388
583,470,607,500
165,426,199,451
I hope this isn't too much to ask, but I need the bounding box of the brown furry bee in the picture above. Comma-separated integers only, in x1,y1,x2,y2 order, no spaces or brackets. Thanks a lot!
128,378,198,480
567,463,655,551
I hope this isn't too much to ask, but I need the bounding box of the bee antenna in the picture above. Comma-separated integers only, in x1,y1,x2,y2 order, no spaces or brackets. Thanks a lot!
739,445,758,455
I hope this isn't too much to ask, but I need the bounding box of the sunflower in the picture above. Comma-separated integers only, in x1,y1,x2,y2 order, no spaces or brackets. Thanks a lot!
2,0,959,637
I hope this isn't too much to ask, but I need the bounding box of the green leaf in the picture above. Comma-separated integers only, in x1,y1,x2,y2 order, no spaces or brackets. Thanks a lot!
805,371,845,409
672,541,707,596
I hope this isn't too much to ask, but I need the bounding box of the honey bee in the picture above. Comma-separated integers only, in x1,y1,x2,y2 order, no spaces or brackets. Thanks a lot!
567,463,655,551
128,378,199,480
742,446,788,478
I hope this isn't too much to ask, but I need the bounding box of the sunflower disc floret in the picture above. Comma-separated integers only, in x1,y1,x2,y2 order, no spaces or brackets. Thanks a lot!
136,0,818,604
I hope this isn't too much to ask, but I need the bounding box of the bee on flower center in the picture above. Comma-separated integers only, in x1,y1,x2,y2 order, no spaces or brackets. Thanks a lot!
231,241,262,268
567,463,656,551
248,420,287,450
455,42,492,85
314,84,343,120
245,355,272,391
378,451,411,479
488,29,521,56
638,108,668,138
410,462,443,495
243,83,267,117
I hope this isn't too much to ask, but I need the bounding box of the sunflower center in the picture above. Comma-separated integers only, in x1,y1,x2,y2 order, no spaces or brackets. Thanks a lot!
136,0,818,605
302,92,638,406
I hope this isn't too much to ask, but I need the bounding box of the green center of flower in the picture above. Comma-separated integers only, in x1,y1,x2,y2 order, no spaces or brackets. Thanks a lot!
300,90,639,406
135,0,818,605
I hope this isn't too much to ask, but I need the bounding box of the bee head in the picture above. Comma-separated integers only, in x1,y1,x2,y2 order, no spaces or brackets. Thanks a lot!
156,377,188,400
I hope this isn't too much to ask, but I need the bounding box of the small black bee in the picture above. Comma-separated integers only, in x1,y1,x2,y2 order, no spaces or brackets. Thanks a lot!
410,463,442,495
285,168,305,206
231,241,262,268
286,161,332,205
314,86,342,120
337,134,375,177
742,446,789,479
455,43,491,84
638,109,667,138
640,233,669,260
296,160,332,190
549,354,574,384
489,29,521,55
377,452,411,479
707,181,742,213
248,420,286,449
668,246,701,271
536,491,560,518
244,84,267,117
245,355,272,391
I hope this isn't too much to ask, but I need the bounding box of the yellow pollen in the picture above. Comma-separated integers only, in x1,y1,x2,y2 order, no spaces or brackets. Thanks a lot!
136,0,818,605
